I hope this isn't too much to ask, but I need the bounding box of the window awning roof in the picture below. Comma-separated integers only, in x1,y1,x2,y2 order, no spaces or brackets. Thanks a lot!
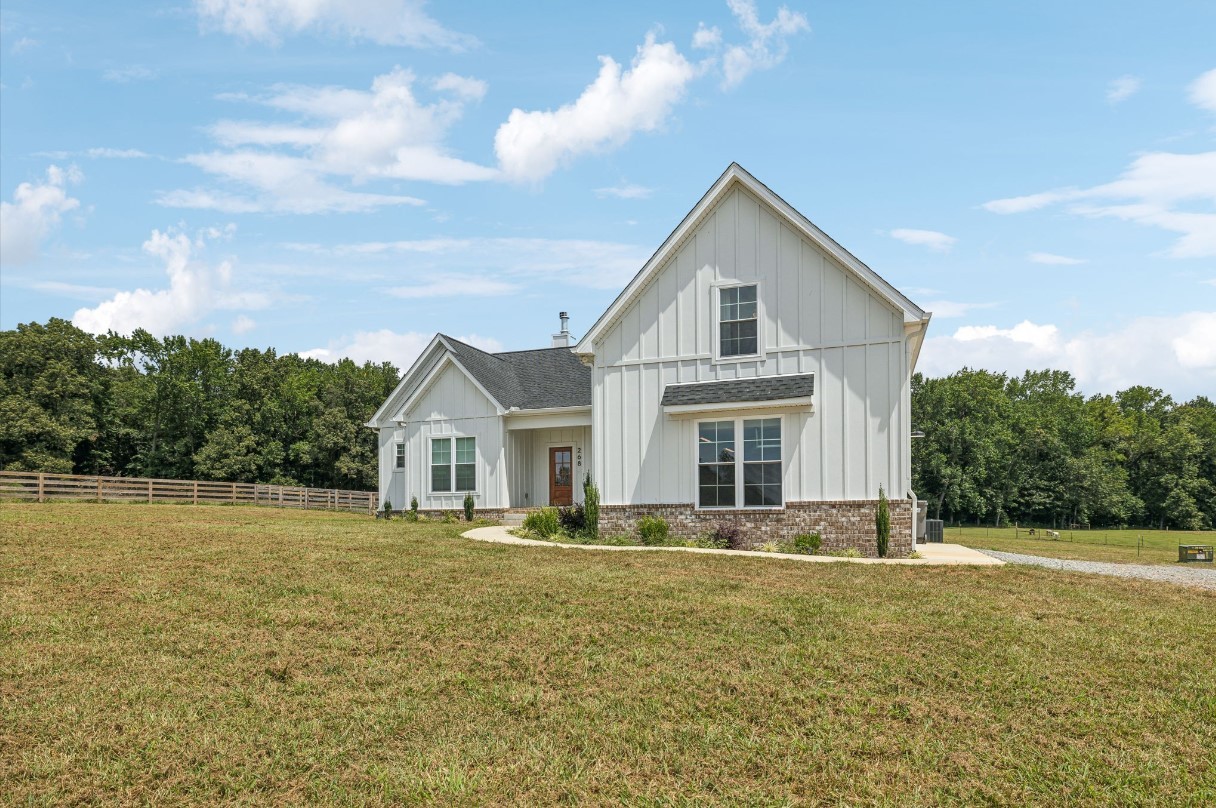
661,373,815,409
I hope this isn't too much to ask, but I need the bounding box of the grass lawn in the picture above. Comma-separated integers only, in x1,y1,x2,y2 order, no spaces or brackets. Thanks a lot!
944,525,1214,566
2,504,1214,805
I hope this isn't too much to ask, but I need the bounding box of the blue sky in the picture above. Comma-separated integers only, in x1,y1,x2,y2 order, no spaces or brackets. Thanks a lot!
1,1,1213,396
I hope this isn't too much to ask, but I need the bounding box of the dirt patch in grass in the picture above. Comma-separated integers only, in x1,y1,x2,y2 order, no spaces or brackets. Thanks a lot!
2,503,1214,804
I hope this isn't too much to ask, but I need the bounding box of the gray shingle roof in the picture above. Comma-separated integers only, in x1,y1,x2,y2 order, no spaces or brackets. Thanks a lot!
440,334,592,410
661,374,815,407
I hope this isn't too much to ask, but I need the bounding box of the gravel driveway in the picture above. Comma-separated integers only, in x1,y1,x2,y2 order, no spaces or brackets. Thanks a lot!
977,550,1216,591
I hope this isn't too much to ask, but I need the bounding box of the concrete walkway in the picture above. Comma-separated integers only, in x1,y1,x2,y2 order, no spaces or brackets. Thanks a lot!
462,525,1003,566
978,549,1216,591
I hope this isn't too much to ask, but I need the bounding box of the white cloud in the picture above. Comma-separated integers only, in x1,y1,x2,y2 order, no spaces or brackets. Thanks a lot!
11,37,38,54
983,150,1216,257
301,330,502,365
1028,251,1087,265
1189,68,1216,113
72,227,269,336
921,300,996,319
889,228,957,252
919,312,1216,397
284,236,651,290
194,0,475,50
386,275,517,299
494,34,696,183
1106,75,1141,105
164,67,494,213
595,182,653,199
1202,278,1216,287
0,165,82,266
231,314,257,334
102,65,156,83
719,0,809,89
693,24,722,50
86,147,150,159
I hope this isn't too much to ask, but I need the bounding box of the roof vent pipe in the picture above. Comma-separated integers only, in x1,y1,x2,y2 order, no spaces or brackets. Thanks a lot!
552,311,571,348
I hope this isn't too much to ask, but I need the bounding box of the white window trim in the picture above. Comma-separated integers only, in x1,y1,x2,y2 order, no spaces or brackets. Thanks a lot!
428,434,479,496
711,279,765,364
694,414,785,511
393,442,406,471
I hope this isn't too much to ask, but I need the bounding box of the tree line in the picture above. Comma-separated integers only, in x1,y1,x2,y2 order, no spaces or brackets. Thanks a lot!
2,319,1213,528
0,319,397,490
912,369,1215,530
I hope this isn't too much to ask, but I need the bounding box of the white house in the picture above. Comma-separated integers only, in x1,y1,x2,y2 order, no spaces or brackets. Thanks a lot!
367,164,931,555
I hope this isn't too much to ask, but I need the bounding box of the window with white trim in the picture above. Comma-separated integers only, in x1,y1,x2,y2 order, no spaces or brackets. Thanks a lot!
718,284,759,358
394,442,406,469
430,436,476,492
698,417,782,508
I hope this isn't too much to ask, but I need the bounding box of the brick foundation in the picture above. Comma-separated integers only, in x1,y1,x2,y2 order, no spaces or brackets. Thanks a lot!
598,500,913,558
383,508,507,522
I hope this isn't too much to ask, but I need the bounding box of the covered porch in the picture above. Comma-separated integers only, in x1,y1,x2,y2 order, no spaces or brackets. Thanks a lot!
503,407,592,509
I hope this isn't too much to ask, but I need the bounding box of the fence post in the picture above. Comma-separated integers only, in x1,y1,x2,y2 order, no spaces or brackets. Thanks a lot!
193,481,198,505
147,479,153,503
96,476,103,504
231,482,236,504
37,472,45,503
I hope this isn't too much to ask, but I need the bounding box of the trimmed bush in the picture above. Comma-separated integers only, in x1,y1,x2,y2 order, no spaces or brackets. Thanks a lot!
582,475,600,539
463,493,475,522
558,504,585,533
441,511,459,524
793,532,822,555
710,521,746,550
522,507,560,538
876,485,890,558
382,500,393,520
636,516,669,546
410,496,419,518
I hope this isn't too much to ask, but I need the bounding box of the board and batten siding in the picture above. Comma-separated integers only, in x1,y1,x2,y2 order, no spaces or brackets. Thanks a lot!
382,360,508,510
591,185,911,506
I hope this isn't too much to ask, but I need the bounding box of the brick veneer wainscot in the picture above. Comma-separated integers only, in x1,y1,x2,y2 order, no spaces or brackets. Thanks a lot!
598,500,914,558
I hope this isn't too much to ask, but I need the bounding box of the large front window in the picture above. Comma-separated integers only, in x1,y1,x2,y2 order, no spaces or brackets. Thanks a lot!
431,436,476,492
698,417,782,508
718,284,758,358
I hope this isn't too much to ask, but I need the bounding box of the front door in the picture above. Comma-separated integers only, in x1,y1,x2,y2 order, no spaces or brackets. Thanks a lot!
549,446,573,506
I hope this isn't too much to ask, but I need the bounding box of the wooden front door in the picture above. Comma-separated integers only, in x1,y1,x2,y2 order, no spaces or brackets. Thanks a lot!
549,446,573,506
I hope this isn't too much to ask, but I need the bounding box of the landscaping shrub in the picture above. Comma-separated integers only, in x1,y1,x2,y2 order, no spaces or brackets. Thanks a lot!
558,504,585,533
382,500,392,520
793,532,822,555
410,496,419,519
710,521,746,550
876,485,890,558
636,516,669,546
757,540,782,553
582,475,600,539
827,547,863,558
522,507,560,538
463,493,475,522
441,511,459,524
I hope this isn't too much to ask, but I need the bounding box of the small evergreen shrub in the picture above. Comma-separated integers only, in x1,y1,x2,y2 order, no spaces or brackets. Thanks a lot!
793,532,822,555
410,496,419,518
522,507,560,538
403,510,419,522
582,475,600,539
558,504,586,533
441,510,459,524
757,540,782,553
382,500,393,520
463,493,475,522
710,522,746,550
876,485,890,558
636,516,669,546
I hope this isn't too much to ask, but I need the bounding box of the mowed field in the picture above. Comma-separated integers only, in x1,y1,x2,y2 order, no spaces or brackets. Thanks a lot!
945,525,1214,565
2,505,1214,805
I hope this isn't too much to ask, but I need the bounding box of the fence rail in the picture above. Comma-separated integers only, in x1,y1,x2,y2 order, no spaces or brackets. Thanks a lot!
0,470,376,515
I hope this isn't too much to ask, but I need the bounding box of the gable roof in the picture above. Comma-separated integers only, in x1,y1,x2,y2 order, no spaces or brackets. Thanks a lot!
440,335,592,411
575,162,930,355
661,374,815,407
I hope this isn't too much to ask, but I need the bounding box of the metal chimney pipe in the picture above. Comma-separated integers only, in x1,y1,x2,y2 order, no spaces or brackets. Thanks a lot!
559,311,569,334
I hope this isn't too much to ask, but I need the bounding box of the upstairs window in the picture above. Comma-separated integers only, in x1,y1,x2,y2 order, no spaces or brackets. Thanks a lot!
718,284,759,358
431,436,477,492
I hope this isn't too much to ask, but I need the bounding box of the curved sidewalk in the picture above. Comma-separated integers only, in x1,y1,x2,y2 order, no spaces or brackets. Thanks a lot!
462,525,1003,566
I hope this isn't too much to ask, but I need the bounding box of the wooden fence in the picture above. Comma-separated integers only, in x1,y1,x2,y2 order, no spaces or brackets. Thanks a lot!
0,470,376,515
